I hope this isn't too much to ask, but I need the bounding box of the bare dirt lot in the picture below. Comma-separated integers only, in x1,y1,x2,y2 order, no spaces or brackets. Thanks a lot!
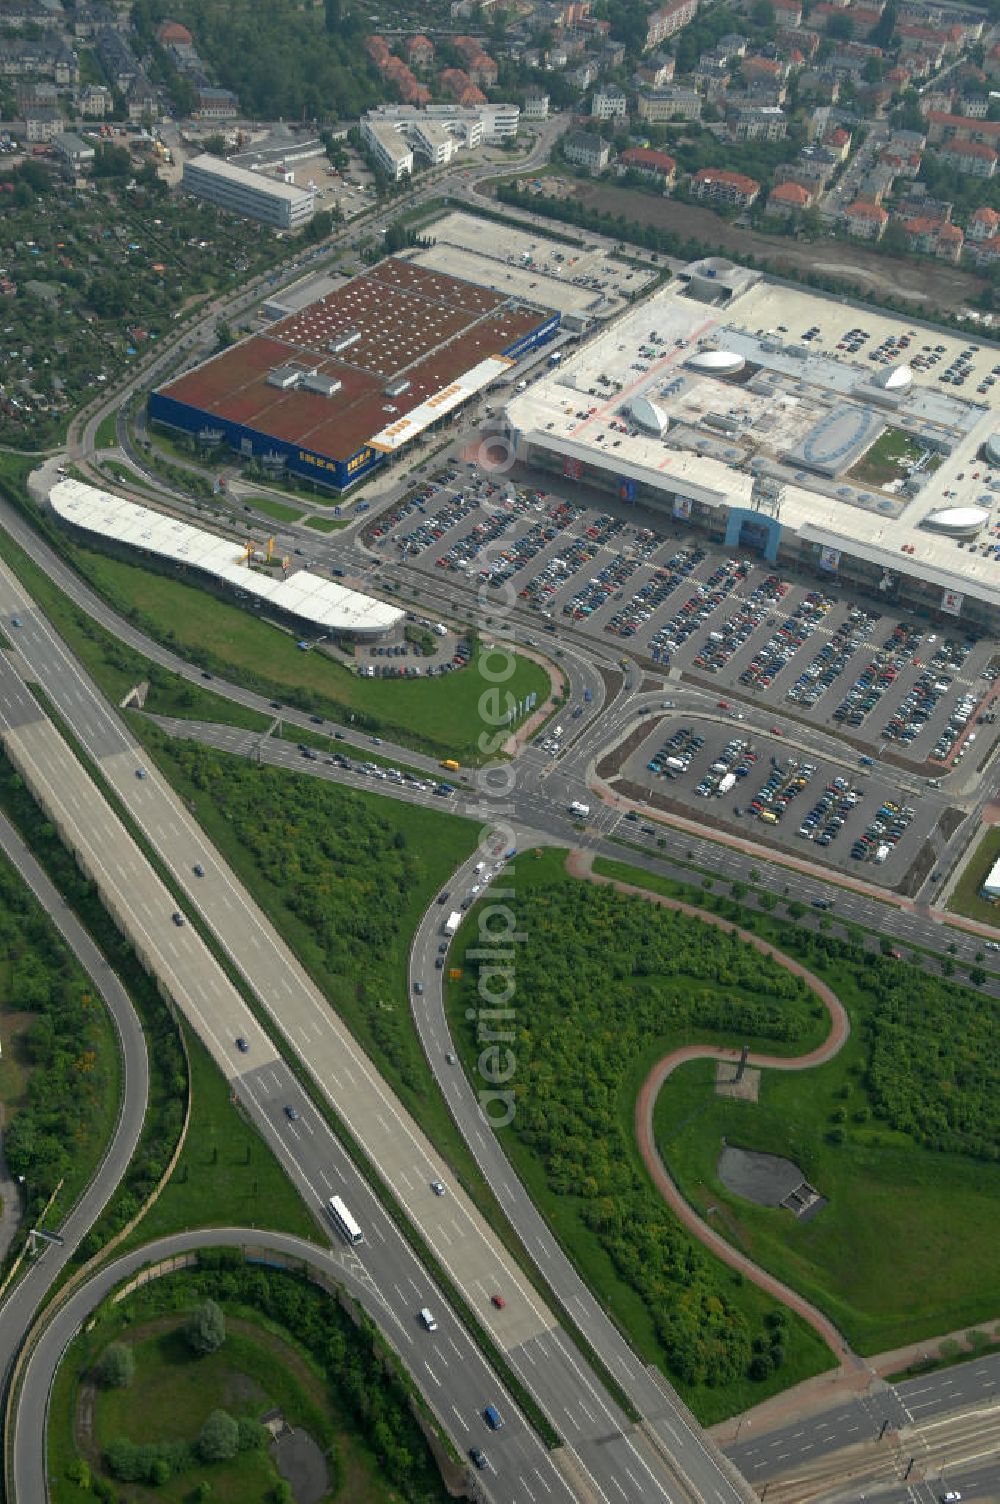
550,179,986,313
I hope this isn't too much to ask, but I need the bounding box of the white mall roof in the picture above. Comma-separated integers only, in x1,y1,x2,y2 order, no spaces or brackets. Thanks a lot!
370,355,512,452
685,349,745,374
49,480,402,637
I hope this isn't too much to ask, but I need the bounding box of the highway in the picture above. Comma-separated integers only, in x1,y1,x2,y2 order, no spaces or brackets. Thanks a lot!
0,578,581,1504
0,562,733,1502
0,808,148,1386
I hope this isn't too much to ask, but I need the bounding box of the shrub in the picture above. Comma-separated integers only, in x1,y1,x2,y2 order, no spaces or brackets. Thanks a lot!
94,1342,134,1389
186,1299,226,1356
197,1410,240,1463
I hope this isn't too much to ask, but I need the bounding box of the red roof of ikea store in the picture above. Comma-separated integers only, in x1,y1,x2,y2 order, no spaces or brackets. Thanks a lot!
157,259,549,463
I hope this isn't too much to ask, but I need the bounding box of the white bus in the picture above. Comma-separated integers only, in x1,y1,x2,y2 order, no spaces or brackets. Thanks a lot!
328,1195,363,1245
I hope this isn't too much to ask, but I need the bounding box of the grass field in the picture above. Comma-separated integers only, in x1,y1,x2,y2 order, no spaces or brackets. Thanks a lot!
241,496,303,523
133,1025,317,1247
70,547,551,761
94,412,119,450
595,855,1000,1355
654,1057,1000,1354
444,848,834,1422
849,427,928,488
304,514,348,532
946,825,1000,927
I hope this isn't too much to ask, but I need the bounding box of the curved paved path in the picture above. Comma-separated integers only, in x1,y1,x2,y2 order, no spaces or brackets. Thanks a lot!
565,849,858,1372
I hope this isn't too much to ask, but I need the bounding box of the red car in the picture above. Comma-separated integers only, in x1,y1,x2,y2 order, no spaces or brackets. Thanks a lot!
717,700,730,710
491,1294,506,1309
770,726,784,737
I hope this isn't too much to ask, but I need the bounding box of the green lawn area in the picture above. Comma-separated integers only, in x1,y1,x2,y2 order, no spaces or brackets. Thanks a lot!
848,427,929,488
98,457,140,485
94,412,119,450
654,1057,1000,1355
241,496,303,523
444,848,834,1422
67,547,552,761
133,1025,317,1247
304,514,348,532
946,825,1000,927
594,855,1000,1355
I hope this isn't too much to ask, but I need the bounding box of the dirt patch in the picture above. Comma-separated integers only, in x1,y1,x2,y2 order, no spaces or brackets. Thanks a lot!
595,715,661,780
554,179,986,312
715,1061,761,1101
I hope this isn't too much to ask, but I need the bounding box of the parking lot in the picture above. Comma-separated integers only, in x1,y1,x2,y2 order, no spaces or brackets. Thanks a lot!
616,716,949,889
370,473,1000,769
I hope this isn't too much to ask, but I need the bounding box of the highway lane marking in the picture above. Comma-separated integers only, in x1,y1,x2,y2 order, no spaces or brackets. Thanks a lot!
450,1405,469,1433
424,1362,441,1388
563,1408,581,1431
579,1399,597,1425
609,1477,627,1498
521,1479,536,1502
533,1467,553,1494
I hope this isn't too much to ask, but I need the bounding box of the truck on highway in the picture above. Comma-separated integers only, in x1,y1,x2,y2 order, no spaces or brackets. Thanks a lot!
569,800,590,817
443,910,462,937
716,771,737,796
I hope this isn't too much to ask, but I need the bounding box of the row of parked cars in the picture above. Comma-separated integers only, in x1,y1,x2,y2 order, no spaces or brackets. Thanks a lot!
850,798,914,864
832,622,921,727
746,756,817,824
691,574,788,677
606,546,705,639
735,584,827,690
647,559,748,662
786,608,880,710
797,776,865,848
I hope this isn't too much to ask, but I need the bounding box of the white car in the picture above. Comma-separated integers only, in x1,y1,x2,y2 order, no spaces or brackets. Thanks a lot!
941,1492,961,1502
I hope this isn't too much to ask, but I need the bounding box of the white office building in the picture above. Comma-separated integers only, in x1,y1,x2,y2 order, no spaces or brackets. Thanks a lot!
181,153,316,229
364,99,520,146
360,118,415,180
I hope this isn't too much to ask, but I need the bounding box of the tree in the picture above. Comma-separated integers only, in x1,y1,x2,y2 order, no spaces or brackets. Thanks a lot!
198,1410,240,1463
826,12,852,38
186,1299,226,1355
95,1342,135,1388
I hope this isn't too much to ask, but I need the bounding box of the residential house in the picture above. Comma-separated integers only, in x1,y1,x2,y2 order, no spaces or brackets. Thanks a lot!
643,0,698,52
523,88,550,119
404,34,435,67
156,20,193,46
96,28,139,92
570,59,598,90
690,167,761,207
727,105,788,141
938,139,998,177
592,83,627,119
127,75,157,122
969,233,1000,267
926,112,1000,149
935,222,965,262
633,54,675,88
601,40,627,67
797,69,841,103
767,180,815,212
842,199,888,237
772,0,803,23
968,206,1000,241
194,86,239,119
24,106,62,143
563,129,611,171
77,83,111,118
637,85,702,122
823,125,852,160
778,26,819,58
618,146,676,187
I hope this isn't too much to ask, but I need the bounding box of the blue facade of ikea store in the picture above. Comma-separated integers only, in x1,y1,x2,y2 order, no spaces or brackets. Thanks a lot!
147,312,561,494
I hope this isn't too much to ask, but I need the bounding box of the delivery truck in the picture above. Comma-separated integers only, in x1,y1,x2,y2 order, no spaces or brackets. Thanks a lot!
443,911,462,937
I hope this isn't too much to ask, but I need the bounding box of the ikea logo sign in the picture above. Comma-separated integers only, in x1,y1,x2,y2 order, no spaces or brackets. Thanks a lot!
347,448,373,475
